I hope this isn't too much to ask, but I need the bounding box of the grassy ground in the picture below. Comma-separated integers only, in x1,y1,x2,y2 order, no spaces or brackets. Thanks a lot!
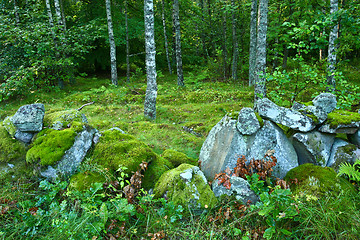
0,68,360,239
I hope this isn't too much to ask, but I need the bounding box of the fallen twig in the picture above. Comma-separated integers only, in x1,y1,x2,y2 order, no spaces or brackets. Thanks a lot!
77,101,95,111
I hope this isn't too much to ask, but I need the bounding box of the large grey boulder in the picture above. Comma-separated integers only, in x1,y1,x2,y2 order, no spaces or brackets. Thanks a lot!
256,98,315,132
327,138,359,171
247,121,298,179
292,131,335,166
199,116,298,180
236,107,260,135
12,104,45,132
349,130,360,146
212,176,258,204
41,127,97,180
199,116,252,181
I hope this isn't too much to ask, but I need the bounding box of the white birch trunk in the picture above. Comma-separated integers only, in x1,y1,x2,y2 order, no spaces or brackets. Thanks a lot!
162,0,172,75
231,0,238,81
173,0,184,86
327,0,338,90
13,0,19,24
125,0,130,82
222,11,227,80
144,0,157,119
105,0,118,85
249,0,257,86
254,0,268,103
54,0,65,31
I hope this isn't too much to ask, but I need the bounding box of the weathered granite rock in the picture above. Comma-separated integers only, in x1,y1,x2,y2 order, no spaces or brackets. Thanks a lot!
292,131,336,166
14,129,34,144
199,116,298,180
256,98,315,132
12,104,45,132
212,176,258,204
154,164,217,209
327,139,359,172
236,107,260,135
312,93,337,116
41,127,97,180
199,116,252,181
349,130,360,146
319,122,360,134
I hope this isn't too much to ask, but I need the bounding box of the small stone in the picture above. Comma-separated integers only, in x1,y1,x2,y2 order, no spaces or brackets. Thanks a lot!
12,104,45,132
236,107,260,135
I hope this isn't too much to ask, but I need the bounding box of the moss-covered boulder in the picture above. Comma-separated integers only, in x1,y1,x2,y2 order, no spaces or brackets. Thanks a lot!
284,163,355,197
68,171,106,192
153,164,217,209
26,128,77,166
44,109,88,130
2,116,16,137
91,129,173,189
319,110,360,134
0,126,26,163
162,149,197,167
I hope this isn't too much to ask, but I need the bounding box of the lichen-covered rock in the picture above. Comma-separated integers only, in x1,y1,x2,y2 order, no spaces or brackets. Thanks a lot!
312,93,337,116
11,103,45,132
0,126,26,163
40,127,97,180
2,116,16,137
256,98,315,132
14,129,34,144
44,109,88,130
284,163,355,197
162,149,197,167
26,128,77,166
154,164,217,209
236,107,260,135
292,131,335,166
318,110,360,134
212,176,258,204
327,139,359,172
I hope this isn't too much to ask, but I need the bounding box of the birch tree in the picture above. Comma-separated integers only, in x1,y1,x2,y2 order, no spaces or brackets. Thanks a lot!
249,0,257,86
162,0,172,75
254,0,268,103
327,0,338,91
231,0,238,81
105,0,118,85
54,0,65,31
144,0,157,119
173,0,184,86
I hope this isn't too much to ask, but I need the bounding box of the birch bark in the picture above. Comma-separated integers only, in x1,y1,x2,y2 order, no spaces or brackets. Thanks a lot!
249,0,257,86
173,0,184,86
231,0,238,81
254,0,268,103
161,0,172,75
327,0,338,91
13,0,19,24
105,0,118,85
144,0,157,119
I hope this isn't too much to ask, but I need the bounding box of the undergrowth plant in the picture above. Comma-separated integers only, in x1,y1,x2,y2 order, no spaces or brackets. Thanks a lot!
337,159,360,183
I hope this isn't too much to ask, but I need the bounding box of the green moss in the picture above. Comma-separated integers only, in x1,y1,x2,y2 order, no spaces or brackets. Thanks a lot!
277,123,295,138
43,109,86,129
0,126,26,163
0,159,34,183
284,163,355,197
162,149,197,167
68,171,106,192
154,164,217,209
327,110,360,128
2,116,16,137
255,112,264,127
143,156,174,189
26,128,76,165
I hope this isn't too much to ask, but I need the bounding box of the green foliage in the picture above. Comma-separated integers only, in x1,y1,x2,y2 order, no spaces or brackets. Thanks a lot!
337,159,360,183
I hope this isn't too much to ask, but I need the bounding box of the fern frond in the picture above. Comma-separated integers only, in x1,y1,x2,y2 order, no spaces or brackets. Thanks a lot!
353,159,360,168
337,161,360,183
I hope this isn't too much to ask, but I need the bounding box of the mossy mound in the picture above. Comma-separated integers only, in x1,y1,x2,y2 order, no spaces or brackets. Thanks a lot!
91,130,174,189
153,164,217,209
327,110,360,128
0,126,26,163
2,116,16,137
68,171,106,192
43,109,87,130
284,163,355,197
26,128,77,166
162,149,197,167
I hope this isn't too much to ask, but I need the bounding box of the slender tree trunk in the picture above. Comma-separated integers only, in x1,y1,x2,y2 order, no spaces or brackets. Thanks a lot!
199,0,209,58
254,0,268,104
13,0,19,24
54,0,67,88
60,0,67,31
144,0,157,119
222,10,227,80
105,0,118,85
207,0,215,55
161,0,172,75
54,0,65,31
249,0,257,86
125,0,130,82
327,0,338,91
231,0,238,81
173,0,184,86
